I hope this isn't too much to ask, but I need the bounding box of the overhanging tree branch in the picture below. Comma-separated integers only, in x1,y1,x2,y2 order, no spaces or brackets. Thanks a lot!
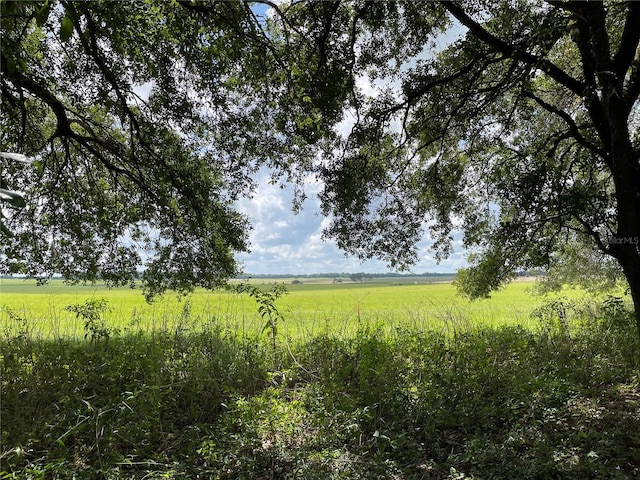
2,54,162,203
443,1,586,97
520,90,608,161
612,2,640,78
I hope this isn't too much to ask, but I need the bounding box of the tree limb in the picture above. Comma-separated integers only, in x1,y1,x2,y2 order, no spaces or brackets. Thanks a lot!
613,2,640,79
624,43,640,107
520,90,608,161
443,1,586,97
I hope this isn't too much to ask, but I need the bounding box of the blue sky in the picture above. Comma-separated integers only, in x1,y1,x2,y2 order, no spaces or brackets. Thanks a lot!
234,170,468,275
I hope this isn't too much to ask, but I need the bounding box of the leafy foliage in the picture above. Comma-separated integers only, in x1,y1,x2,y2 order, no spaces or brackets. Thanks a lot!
3,1,640,330
271,1,640,330
232,281,288,366
533,235,626,295
0,0,311,297
64,298,114,341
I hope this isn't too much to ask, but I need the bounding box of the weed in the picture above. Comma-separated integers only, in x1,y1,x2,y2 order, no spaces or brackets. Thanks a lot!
2,307,31,340
2,288,640,478
232,282,287,368
64,298,115,342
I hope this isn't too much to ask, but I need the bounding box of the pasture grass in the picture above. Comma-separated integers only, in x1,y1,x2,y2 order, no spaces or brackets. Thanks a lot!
1,278,570,339
2,278,639,478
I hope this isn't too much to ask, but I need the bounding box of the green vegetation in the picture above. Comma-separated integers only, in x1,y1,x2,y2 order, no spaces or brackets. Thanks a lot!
2,280,639,478
4,1,640,332
2,278,544,339
3,1,640,476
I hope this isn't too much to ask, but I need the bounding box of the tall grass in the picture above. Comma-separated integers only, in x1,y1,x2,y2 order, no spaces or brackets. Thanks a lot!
2,293,640,479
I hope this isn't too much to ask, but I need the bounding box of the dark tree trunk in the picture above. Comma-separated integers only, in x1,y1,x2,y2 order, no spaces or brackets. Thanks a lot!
623,261,640,336
614,243,640,335
567,1,640,337
608,129,640,337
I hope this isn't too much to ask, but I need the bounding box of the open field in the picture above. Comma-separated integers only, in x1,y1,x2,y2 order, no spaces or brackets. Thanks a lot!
1,277,567,339
3,277,639,479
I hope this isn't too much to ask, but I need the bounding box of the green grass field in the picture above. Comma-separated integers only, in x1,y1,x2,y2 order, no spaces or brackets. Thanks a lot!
1,277,563,339
3,276,640,479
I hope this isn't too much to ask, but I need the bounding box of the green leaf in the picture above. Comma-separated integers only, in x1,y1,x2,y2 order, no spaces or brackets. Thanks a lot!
17,58,28,72
0,188,27,209
6,57,16,74
60,16,74,42
35,0,51,27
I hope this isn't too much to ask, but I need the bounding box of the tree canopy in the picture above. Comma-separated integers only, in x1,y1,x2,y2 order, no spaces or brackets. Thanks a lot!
1,0,315,298
276,0,640,329
2,0,640,330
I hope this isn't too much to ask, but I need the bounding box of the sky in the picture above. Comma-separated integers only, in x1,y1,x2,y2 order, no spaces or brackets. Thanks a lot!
234,170,468,275
234,4,467,275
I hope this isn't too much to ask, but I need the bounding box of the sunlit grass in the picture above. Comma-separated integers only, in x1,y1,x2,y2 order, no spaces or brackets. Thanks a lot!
0,277,590,339
2,277,639,479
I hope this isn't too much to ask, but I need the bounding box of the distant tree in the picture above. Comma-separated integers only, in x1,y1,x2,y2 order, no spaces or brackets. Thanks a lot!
349,273,367,283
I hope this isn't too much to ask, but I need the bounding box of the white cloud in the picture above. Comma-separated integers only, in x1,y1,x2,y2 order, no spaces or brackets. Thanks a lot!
235,170,466,275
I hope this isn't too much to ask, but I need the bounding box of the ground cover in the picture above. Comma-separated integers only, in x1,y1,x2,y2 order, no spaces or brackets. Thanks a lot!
1,297,639,479
2,278,561,339
3,278,638,479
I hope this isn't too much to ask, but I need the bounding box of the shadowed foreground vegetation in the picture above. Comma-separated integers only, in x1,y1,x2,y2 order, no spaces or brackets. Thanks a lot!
2,297,640,479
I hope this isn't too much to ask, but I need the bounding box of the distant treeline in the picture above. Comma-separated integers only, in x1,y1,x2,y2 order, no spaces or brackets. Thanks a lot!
235,272,457,280
235,271,539,280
